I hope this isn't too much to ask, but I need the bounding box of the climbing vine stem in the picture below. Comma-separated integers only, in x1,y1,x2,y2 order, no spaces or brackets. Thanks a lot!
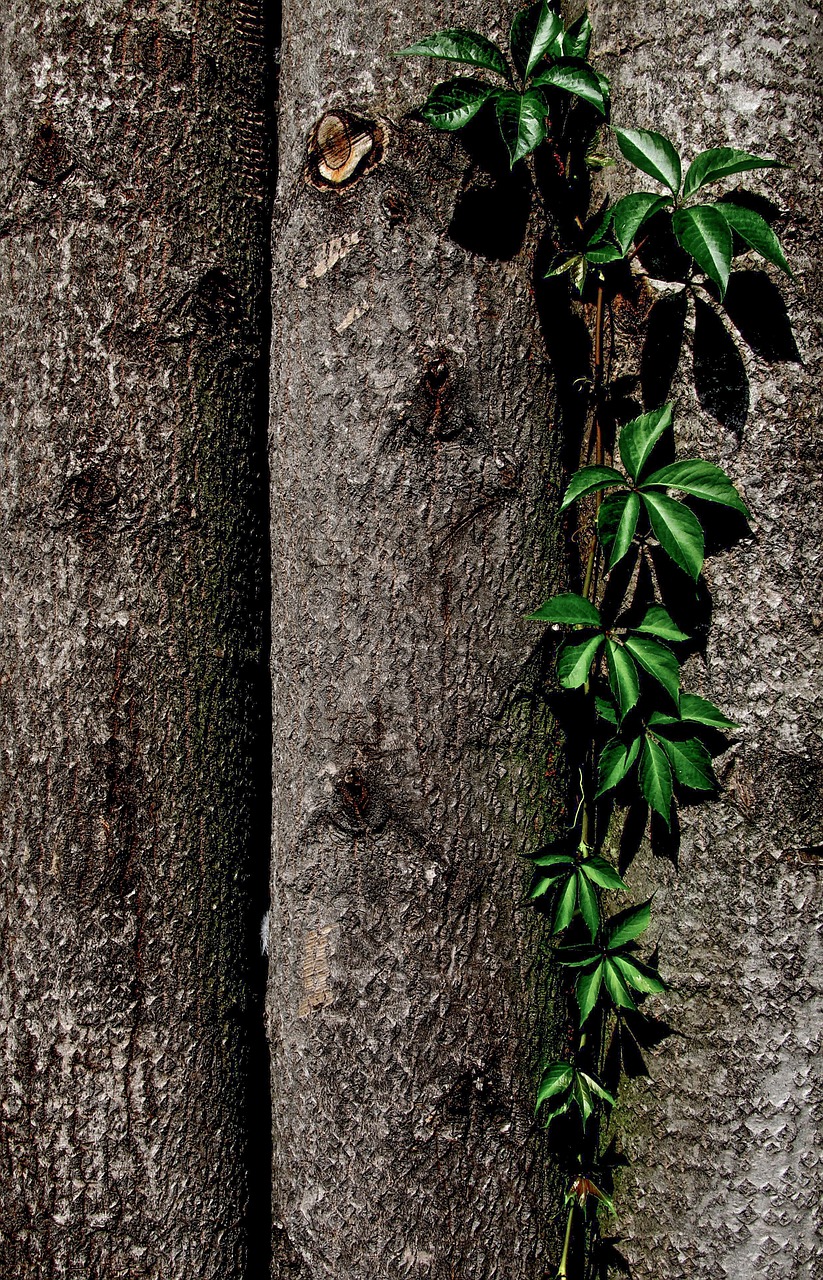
395,3,790,1274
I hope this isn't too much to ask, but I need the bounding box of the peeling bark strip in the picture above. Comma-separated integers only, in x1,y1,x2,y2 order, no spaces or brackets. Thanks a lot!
588,1,823,1277
0,3,272,1277
269,2,568,1276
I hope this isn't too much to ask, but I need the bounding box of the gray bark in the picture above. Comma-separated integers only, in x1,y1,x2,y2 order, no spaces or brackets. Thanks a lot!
267,3,568,1276
588,2,823,1277
0,3,271,1277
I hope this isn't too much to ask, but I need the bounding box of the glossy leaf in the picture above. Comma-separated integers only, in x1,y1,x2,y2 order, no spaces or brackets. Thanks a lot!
642,490,705,579
576,962,604,1024
718,202,791,275
581,855,629,891
397,28,510,78
606,639,640,717
678,693,737,730
581,1070,616,1106
577,872,600,939
624,634,681,704
495,89,548,165
527,592,602,626
528,847,577,867
611,191,672,253
510,1,563,78
586,242,623,264
618,404,673,481
644,458,750,516
596,736,639,796
573,1072,595,1122
614,126,682,195
553,872,579,932
595,695,618,725
613,954,666,995
657,734,715,791
683,146,785,198
563,11,593,58
640,735,673,822
536,1062,574,1108
528,866,569,898
533,59,607,113
603,958,637,1010
604,489,641,568
672,204,733,296
557,634,604,687
632,605,689,642
419,78,495,131
607,899,652,947
560,464,626,511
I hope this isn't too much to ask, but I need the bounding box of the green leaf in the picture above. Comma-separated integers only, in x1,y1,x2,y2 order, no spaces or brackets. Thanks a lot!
614,126,682,195
536,1062,574,1108
672,204,733,297
577,871,600,940
657,734,715,791
526,593,602,626
611,192,673,253
419,78,495,131
529,866,568,899
585,242,623,264
632,605,689,642
683,146,785,198
576,962,604,1024
618,404,673,481
560,465,626,512
557,634,604,688
718,202,791,276
563,11,593,59
572,1071,594,1122
532,59,607,114
397,28,510,78
495,89,548,165
603,957,637,1010
640,735,673,823
644,458,750,516
641,490,705,579
580,855,628,892
510,1,563,78
580,1070,616,1106
595,695,618,725
553,872,579,933
595,736,639,796
527,845,576,867
623,634,681,705
605,639,640,717
613,954,666,996
678,693,737,730
602,489,640,569
606,899,651,948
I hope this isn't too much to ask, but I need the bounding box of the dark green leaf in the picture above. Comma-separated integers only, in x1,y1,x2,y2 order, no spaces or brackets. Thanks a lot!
557,634,604,688
618,404,673,481
613,954,666,995
632,605,689,642
510,1,563,78
602,489,640,569
657,734,715,791
526,592,602,626
532,59,607,114
581,855,628,891
603,957,637,1010
606,899,652,948
576,962,604,1024
552,872,579,932
419,78,495,131
557,942,600,968
586,242,623,264
577,871,600,939
573,1072,594,1122
397,28,510,78
595,695,618,725
563,11,593,59
683,146,785,198
580,1070,616,1106
679,693,737,730
614,126,682,195
641,490,705,579
640,736,673,823
560,464,626,511
672,204,733,297
718,202,791,275
595,736,639,796
536,1062,574,1108
605,639,640,717
644,458,750,516
527,847,576,867
624,634,680,704
585,203,614,246
495,89,548,165
611,191,673,253
528,867,568,898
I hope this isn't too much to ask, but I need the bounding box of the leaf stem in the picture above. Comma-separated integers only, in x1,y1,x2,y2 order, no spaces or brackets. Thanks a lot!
558,1201,576,1279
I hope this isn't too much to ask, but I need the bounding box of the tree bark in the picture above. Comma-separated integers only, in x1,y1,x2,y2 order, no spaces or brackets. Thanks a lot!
0,3,271,1277
268,3,568,1276
587,2,822,1277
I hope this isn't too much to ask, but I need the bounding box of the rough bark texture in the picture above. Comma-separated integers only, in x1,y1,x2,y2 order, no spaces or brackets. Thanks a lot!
0,3,271,1277
587,2,823,1277
268,3,569,1276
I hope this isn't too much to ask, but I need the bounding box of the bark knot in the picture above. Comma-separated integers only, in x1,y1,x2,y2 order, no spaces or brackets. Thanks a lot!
306,111,387,190
25,121,73,187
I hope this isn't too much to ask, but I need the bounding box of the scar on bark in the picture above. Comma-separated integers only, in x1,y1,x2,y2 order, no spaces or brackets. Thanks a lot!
25,122,74,187
298,926,333,1017
306,111,387,190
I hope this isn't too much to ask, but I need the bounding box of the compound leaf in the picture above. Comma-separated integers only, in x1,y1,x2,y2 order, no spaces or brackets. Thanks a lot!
536,1062,574,1108
643,458,750,516
618,404,673,481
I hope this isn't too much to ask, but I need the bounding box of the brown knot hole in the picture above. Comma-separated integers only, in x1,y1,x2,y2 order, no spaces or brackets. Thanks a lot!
307,111,387,190
26,121,74,187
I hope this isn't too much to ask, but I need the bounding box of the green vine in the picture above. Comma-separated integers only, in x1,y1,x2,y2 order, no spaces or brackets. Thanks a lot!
396,3,791,1275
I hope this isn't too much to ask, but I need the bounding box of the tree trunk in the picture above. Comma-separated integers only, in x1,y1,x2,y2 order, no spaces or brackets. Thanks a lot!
587,2,822,1277
267,3,569,1276
0,3,271,1277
